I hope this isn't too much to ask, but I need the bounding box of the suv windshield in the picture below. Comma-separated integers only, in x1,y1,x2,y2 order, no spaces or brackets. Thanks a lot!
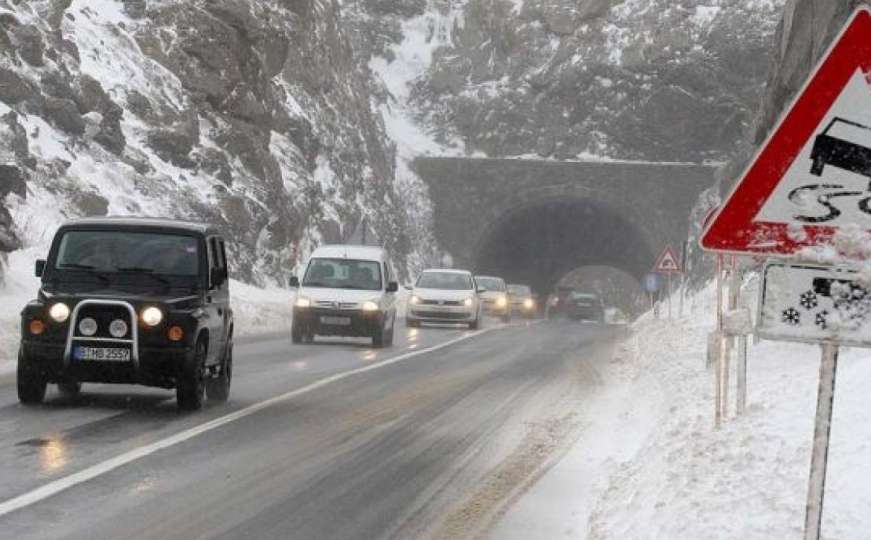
303,258,382,291
475,277,505,291
54,230,201,276
417,272,473,290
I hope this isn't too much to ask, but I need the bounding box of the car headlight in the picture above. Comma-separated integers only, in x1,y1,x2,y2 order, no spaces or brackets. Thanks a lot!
141,306,163,327
295,296,311,308
79,317,98,336
464,297,474,307
523,298,534,309
49,302,70,323
109,319,128,338
410,295,421,305
496,296,507,308
362,301,379,312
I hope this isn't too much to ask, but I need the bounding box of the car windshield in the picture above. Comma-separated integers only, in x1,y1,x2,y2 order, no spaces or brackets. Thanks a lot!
475,277,505,291
508,285,531,296
54,230,201,276
417,272,473,290
303,258,382,291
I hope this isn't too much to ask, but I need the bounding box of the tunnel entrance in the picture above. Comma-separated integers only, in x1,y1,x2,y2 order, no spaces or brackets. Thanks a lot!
473,198,655,297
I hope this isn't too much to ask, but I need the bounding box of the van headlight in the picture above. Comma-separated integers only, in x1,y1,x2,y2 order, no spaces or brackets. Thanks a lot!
295,296,311,308
361,301,379,312
523,298,534,309
49,302,70,322
141,307,163,327
410,295,421,305
464,297,474,307
496,295,507,308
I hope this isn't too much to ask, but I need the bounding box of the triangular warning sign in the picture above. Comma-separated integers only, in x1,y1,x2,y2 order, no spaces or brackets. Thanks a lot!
702,8,871,255
653,246,682,274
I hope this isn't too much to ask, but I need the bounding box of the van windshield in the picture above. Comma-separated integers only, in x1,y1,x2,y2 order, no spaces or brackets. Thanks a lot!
54,230,201,276
417,272,473,290
303,258,382,291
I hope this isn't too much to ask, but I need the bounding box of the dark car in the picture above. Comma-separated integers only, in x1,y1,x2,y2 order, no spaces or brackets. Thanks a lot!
17,217,233,411
567,292,606,323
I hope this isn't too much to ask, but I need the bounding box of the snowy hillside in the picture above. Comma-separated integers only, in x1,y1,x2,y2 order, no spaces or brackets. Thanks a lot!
0,0,435,289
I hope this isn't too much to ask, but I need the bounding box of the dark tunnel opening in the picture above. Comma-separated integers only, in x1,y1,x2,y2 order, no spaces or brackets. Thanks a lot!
473,199,656,297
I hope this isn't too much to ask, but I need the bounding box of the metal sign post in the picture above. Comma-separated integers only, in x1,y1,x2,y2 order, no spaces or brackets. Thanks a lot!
804,342,838,540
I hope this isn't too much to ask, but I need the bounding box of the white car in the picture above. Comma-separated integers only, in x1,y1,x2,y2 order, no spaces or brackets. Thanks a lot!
290,245,398,347
406,269,483,329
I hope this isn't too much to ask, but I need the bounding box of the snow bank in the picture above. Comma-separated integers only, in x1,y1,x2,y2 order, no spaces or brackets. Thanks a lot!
588,280,871,539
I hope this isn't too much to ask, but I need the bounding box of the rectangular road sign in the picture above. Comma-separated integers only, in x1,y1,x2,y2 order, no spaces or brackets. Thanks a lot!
758,261,871,347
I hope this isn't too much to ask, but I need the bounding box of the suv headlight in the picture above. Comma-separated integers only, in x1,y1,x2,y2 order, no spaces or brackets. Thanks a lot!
410,295,421,305
141,307,163,327
295,296,311,308
523,298,534,309
49,302,70,322
464,297,474,307
496,295,507,308
362,301,379,312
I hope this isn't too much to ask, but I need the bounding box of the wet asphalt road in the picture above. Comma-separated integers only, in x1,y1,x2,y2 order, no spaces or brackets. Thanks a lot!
0,318,622,540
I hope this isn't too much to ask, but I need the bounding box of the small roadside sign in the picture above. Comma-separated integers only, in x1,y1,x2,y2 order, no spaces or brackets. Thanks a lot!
642,273,661,293
652,246,682,274
758,262,871,348
701,8,871,256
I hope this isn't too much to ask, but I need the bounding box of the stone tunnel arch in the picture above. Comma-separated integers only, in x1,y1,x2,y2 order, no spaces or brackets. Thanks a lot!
472,196,656,296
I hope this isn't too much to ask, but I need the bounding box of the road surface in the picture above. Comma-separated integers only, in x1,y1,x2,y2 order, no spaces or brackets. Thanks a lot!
0,319,622,539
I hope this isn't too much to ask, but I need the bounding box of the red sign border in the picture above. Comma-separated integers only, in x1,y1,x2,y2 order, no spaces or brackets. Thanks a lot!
700,7,871,256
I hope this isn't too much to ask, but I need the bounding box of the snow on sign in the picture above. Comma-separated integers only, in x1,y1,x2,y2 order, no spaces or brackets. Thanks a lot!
758,262,871,348
652,246,682,274
701,8,871,255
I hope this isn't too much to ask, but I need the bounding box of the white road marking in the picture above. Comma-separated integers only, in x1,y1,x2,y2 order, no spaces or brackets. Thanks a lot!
0,326,504,517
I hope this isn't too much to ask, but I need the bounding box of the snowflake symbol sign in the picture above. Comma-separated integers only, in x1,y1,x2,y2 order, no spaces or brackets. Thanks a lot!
800,291,818,310
782,307,801,326
815,311,829,330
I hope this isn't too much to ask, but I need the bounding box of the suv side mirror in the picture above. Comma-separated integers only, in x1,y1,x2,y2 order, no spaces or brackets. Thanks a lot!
386,281,398,293
210,267,227,288
404,284,413,291
35,259,46,277
289,275,300,288
477,287,486,294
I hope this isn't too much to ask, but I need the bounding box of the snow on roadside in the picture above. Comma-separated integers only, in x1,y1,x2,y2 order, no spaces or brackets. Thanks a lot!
587,280,871,539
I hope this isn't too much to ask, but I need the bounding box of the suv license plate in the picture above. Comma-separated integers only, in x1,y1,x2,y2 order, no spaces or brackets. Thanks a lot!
74,347,131,362
320,316,351,326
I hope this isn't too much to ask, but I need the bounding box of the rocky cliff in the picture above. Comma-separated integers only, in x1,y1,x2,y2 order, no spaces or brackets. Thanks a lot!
0,0,434,285
398,0,784,162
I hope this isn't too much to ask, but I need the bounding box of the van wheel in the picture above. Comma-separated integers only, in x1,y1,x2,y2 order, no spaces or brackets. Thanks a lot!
17,349,47,405
468,318,480,330
206,341,232,403
177,339,206,411
291,322,304,344
58,381,82,397
372,322,386,348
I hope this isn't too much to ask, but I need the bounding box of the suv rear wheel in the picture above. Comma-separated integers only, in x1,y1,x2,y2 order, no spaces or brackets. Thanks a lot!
291,322,304,344
177,338,207,411
17,349,47,405
206,340,232,403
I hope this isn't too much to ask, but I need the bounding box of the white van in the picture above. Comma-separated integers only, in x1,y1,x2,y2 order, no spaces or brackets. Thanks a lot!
290,245,398,347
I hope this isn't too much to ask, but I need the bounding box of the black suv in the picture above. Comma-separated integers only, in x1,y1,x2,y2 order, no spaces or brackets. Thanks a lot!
17,218,233,411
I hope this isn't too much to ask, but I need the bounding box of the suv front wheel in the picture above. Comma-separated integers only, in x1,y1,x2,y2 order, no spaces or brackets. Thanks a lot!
177,338,207,411
206,339,232,403
17,349,47,405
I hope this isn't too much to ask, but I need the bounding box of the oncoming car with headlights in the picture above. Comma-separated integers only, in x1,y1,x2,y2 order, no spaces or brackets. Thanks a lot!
18,218,234,411
507,284,537,318
475,275,511,322
406,269,483,329
290,245,398,347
